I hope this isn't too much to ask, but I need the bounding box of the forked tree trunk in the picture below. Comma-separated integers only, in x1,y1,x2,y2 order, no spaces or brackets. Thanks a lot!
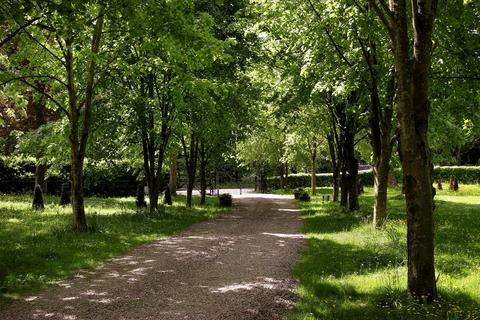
66,8,104,232
372,0,438,301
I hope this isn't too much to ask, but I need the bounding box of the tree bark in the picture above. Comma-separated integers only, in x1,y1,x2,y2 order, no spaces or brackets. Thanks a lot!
66,8,104,232
169,152,177,195
311,142,317,195
199,142,208,205
182,133,199,208
372,0,438,301
35,158,47,193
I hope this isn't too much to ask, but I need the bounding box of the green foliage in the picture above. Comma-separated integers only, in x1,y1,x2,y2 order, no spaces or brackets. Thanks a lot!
290,186,480,319
0,194,225,303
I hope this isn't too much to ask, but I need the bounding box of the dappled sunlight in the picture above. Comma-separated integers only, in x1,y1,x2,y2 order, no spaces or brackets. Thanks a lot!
212,277,283,293
262,232,305,239
290,186,480,319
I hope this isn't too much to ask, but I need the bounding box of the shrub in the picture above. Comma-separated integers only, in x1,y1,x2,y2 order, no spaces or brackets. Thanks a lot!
219,193,233,207
298,190,311,202
293,188,305,200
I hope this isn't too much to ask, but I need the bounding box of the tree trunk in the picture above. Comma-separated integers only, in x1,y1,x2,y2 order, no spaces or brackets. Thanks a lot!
373,156,390,226
346,131,359,211
340,168,348,207
327,134,339,202
169,152,177,195
199,142,207,205
65,7,104,232
71,153,86,232
284,162,288,188
35,159,47,193
311,142,317,195
183,133,199,208
373,0,438,301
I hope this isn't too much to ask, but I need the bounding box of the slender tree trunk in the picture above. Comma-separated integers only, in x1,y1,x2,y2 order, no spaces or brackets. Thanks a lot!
328,133,339,202
279,163,286,189
169,152,177,195
199,143,207,205
373,154,390,226
67,8,104,231
345,129,359,211
284,162,288,188
183,133,199,208
311,142,317,195
340,169,348,207
35,158,47,193
71,152,86,231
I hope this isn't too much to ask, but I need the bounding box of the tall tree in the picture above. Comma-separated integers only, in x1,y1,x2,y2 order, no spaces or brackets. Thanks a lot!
371,0,439,301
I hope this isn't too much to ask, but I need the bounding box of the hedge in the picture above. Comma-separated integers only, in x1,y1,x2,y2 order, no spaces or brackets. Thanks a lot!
269,166,480,189
432,166,480,184
0,159,167,197
268,170,375,189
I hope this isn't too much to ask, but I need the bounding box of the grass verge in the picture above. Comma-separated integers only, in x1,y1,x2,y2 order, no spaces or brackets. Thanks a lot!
0,194,225,304
289,185,480,319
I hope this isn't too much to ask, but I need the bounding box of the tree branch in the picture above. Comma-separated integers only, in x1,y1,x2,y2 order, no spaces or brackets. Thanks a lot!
0,17,40,48
1,75,67,87
18,79,69,116
21,29,65,66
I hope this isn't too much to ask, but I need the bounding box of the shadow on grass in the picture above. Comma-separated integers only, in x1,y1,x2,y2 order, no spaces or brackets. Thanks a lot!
291,186,480,320
0,195,223,304
294,282,480,320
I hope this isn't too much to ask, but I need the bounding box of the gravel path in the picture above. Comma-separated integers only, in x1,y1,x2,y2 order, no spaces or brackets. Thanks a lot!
0,194,304,320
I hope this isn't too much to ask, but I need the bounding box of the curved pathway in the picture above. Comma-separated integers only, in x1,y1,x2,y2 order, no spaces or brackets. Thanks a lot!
0,194,304,320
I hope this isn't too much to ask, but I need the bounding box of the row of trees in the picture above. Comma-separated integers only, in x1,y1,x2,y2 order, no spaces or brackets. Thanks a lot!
237,0,479,302
0,1,256,228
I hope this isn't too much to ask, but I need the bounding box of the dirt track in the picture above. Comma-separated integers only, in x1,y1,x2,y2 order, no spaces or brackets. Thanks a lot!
0,194,304,320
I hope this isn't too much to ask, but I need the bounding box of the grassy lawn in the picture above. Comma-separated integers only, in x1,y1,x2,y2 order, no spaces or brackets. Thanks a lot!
0,193,225,304
290,185,480,320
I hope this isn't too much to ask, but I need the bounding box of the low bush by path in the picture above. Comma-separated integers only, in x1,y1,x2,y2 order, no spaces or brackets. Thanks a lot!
289,186,480,320
0,194,225,304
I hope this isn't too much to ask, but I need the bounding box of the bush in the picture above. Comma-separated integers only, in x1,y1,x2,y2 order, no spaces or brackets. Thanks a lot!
219,193,233,207
293,188,305,200
297,190,311,202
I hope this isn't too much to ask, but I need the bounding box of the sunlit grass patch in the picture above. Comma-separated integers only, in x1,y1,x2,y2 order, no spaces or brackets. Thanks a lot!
290,185,480,320
0,193,225,304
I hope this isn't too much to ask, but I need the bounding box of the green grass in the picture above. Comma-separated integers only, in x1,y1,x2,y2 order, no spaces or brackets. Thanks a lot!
290,185,480,320
0,193,225,304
